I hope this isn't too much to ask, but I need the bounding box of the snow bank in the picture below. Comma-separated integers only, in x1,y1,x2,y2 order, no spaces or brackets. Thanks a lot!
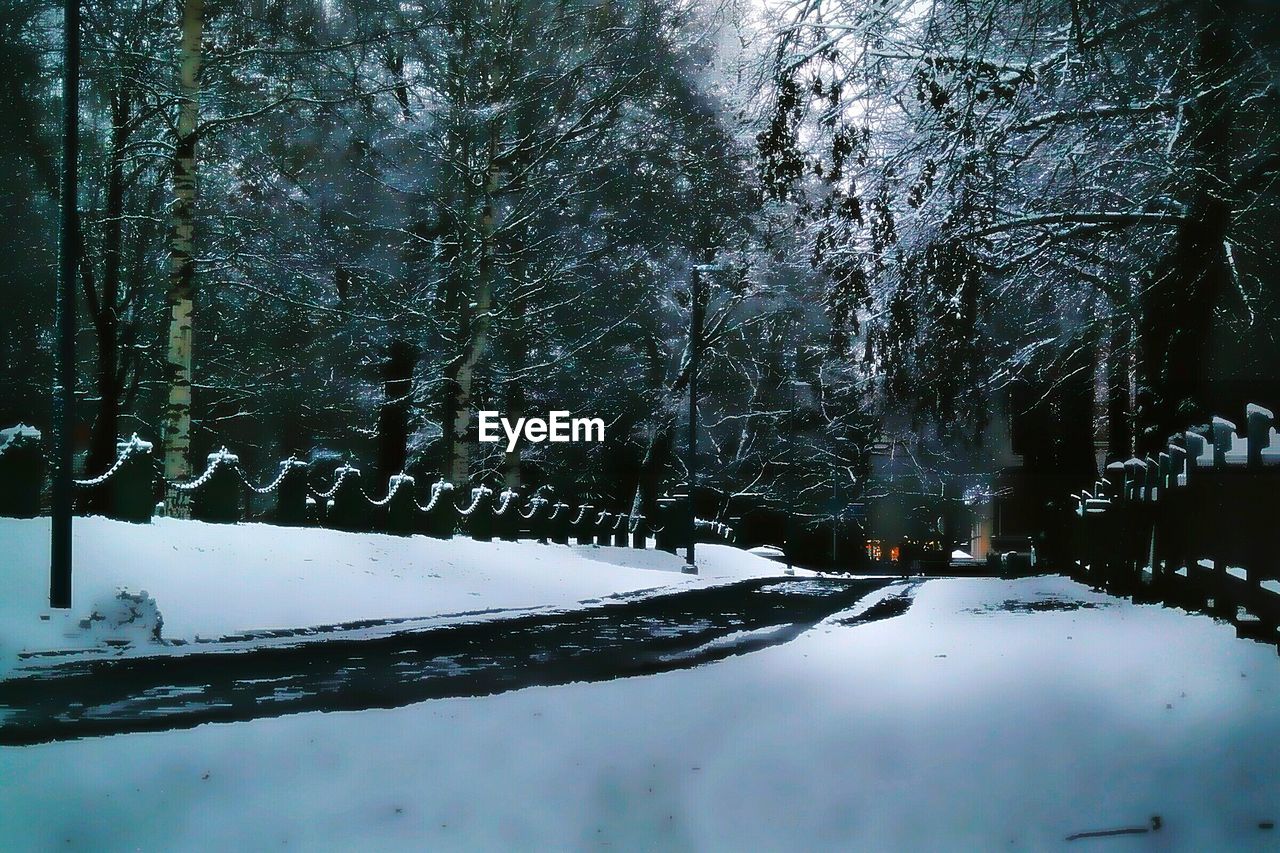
1,576,1276,849
0,516,803,669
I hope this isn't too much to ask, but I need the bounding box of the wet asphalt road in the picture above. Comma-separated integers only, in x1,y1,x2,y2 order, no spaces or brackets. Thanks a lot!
0,576,899,746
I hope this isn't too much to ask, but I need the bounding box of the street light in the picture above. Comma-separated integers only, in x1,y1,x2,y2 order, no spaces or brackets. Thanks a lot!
685,260,729,573
50,0,80,609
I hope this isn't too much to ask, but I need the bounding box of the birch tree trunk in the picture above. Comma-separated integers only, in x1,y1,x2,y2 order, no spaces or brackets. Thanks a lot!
445,139,499,485
161,0,203,509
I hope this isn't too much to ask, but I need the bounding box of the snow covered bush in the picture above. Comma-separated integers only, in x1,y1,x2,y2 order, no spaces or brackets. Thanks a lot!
78,589,164,645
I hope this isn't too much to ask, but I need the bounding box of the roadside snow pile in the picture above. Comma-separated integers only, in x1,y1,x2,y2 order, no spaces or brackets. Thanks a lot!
2,576,1276,850
79,589,164,645
0,516,803,668
0,586,165,669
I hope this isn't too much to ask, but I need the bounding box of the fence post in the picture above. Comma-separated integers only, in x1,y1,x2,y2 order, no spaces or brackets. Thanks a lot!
549,502,571,544
189,449,243,523
1240,406,1277,639
629,514,647,549
103,435,158,523
1157,450,1173,494
495,488,521,541
1247,404,1274,470
1097,461,1123,589
1068,493,1085,580
1164,440,1195,607
1184,431,1207,480
0,425,45,517
272,458,310,526
1080,496,1109,587
326,464,370,532
1117,458,1144,591
1183,441,1214,614
464,485,495,541
383,474,417,535
572,504,595,545
522,495,550,543
654,496,679,554
1146,450,1167,591
1170,442,1189,488
422,480,457,538
595,510,613,546
1212,417,1236,468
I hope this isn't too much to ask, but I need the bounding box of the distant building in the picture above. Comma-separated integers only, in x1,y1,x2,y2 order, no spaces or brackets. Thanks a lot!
862,402,1030,570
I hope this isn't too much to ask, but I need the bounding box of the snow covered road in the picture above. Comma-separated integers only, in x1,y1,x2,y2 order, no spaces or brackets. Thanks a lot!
2,574,1278,850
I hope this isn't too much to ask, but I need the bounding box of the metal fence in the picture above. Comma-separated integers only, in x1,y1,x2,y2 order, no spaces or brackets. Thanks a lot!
1069,403,1280,647
0,431,738,553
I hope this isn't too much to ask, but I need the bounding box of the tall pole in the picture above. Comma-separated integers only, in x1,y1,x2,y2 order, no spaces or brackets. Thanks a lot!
831,479,838,566
786,366,796,575
51,0,80,609
685,265,703,573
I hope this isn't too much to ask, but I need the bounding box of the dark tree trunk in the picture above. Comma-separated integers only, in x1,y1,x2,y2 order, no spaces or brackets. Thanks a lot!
1010,341,1099,561
630,329,675,520
631,416,675,521
1056,342,1100,480
500,359,526,489
377,339,419,485
1106,314,1133,461
386,51,412,120
86,92,129,503
1137,0,1235,451
500,234,529,490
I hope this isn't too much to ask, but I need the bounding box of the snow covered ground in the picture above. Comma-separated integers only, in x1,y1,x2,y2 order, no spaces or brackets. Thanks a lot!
0,516,804,671
2,575,1277,850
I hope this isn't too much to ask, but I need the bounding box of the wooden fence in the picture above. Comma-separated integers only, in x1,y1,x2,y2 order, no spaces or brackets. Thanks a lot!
0,431,737,553
1069,403,1280,648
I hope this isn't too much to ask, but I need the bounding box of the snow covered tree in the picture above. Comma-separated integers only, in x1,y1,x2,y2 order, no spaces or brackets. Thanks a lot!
755,0,1280,459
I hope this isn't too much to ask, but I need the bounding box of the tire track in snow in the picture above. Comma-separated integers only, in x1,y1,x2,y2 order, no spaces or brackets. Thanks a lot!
0,576,907,745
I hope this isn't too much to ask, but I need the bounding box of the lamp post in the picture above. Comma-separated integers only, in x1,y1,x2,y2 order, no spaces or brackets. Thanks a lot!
832,480,839,566
785,374,804,576
50,0,80,609
684,265,703,573
786,369,795,574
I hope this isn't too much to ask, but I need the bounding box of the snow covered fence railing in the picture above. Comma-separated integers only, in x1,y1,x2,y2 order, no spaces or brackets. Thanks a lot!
1067,403,1280,648
0,431,740,553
